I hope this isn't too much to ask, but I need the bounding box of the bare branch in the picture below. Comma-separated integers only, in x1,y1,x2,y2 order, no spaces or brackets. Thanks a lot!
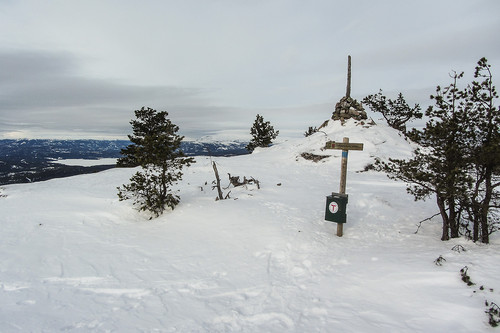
415,212,441,234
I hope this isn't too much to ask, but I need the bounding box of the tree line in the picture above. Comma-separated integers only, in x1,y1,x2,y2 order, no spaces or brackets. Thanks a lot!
364,57,499,243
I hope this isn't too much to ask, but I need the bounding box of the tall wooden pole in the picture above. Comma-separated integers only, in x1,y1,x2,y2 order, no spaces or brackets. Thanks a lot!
337,137,349,236
346,55,351,99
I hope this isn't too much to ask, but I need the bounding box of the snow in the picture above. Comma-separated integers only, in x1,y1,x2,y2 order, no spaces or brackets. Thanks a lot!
1,119,499,332
49,158,118,166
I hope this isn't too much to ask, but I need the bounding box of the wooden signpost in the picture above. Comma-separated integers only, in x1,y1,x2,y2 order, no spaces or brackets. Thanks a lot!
324,137,364,236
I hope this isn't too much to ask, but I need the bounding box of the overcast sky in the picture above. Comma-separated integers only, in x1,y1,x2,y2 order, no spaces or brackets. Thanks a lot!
1,0,499,140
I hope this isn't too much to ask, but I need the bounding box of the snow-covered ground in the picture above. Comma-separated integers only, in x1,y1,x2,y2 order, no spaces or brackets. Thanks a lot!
1,120,498,332
50,158,118,166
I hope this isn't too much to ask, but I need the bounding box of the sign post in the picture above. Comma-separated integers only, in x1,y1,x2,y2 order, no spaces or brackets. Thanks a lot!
324,137,364,236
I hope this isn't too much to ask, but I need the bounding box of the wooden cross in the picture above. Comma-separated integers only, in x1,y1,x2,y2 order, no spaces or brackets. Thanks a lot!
324,137,364,236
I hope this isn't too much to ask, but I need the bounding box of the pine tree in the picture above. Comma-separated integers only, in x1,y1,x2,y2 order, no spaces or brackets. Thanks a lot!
117,107,194,218
246,114,279,152
371,58,500,242
116,144,138,167
363,90,422,133
461,58,500,243
377,59,500,243
377,72,471,240
304,126,318,137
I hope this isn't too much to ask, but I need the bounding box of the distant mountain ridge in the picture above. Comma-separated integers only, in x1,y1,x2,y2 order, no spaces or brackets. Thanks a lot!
0,139,248,185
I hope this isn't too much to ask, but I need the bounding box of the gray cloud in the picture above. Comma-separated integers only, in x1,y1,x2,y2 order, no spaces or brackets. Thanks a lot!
0,50,333,140
1,0,499,139
0,50,221,138
0,51,204,108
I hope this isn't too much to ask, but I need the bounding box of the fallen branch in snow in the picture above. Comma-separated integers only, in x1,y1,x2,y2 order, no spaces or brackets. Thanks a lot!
460,266,475,286
414,212,441,234
456,267,499,327
211,164,260,201
227,174,260,189
485,301,500,327
434,255,446,266
451,245,466,253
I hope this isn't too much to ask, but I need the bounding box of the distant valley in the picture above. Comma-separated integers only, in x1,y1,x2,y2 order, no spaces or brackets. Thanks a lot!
0,139,248,185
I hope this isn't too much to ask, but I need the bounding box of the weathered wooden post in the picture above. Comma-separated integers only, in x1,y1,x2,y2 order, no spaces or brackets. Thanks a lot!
339,137,349,195
324,137,363,236
332,55,367,121
346,55,351,99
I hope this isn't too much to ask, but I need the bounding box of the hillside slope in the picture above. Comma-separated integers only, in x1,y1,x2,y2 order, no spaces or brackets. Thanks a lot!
0,120,498,332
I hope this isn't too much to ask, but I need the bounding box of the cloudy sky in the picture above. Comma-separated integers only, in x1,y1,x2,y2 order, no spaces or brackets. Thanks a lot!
1,0,499,140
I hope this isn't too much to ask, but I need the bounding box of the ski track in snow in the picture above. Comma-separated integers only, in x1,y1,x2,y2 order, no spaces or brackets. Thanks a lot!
0,120,498,332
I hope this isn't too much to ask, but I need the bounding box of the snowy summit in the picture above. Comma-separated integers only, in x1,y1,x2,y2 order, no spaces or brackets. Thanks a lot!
0,119,498,332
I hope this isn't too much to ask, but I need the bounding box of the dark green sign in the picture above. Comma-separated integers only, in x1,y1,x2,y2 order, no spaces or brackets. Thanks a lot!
325,193,348,224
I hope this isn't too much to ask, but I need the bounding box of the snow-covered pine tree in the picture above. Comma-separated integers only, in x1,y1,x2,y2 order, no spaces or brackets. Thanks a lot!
117,107,194,218
246,114,279,152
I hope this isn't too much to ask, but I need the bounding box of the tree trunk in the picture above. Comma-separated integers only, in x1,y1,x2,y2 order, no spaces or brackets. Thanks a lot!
469,171,482,242
161,164,168,201
448,199,460,238
480,168,493,244
437,195,450,241
473,208,480,242
480,208,490,244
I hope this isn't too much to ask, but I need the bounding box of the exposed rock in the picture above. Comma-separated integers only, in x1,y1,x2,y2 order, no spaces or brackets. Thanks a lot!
300,152,330,162
332,96,367,121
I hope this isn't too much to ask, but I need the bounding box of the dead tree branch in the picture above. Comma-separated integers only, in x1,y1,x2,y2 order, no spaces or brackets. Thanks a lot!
415,212,441,234
212,161,224,200
227,174,260,189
